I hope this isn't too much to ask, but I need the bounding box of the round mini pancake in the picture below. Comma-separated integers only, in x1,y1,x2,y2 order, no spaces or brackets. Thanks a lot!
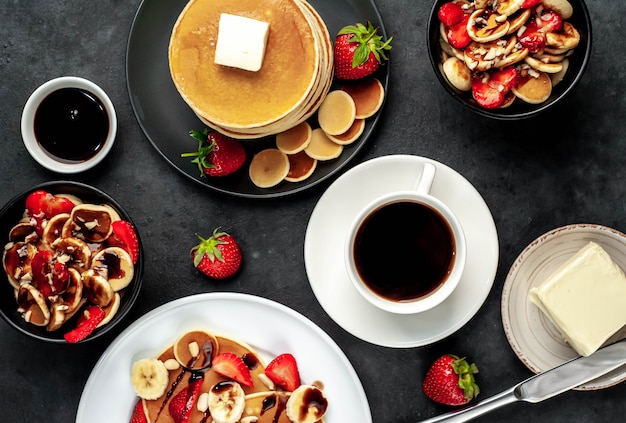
285,151,317,182
305,128,343,161
512,72,552,104
276,122,312,154
249,149,290,188
326,119,365,145
169,0,320,129
317,90,356,136
341,78,385,118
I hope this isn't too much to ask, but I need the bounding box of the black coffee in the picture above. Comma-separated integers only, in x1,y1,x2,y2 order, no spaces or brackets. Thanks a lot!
353,200,456,302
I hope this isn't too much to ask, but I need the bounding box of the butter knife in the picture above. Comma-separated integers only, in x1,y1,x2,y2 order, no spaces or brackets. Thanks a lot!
419,338,626,423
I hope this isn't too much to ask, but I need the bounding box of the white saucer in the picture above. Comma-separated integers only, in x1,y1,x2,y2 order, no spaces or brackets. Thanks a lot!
304,155,499,348
502,224,626,390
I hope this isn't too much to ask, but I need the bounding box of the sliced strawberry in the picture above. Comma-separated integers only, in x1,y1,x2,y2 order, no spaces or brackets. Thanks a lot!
31,250,69,298
63,305,105,343
521,0,542,7
446,14,471,49
519,21,546,53
437,2,465,28
107,220,140,264
25,190,76,236
211,352,253,387
264,353,301,392
129,399,148,423
489,67,520,92
539,10,563,33
471,77,505,109
169,376,203,423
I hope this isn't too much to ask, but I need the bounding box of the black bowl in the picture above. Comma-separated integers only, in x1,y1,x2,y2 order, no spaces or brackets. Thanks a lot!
0,181,143,343
427,0,592,120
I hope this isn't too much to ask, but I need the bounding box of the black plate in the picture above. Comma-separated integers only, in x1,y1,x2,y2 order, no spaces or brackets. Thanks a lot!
126,0,389,198
0,181,144,343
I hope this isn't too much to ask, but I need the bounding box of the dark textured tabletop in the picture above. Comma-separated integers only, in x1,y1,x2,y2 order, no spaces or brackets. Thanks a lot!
1,0,625,422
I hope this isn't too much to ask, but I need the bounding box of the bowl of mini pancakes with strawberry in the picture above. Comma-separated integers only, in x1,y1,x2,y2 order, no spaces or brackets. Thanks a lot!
0,181,143,343
428,0,591,119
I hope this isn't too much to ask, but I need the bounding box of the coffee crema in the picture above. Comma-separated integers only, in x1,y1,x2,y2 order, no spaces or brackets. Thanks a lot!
353,200,456,302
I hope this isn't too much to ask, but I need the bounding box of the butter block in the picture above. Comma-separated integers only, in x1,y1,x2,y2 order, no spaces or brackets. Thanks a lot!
529,241,626,356
214,13,269,72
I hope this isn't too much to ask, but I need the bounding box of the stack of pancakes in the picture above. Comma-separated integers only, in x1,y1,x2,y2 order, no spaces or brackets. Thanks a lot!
169,0,334,139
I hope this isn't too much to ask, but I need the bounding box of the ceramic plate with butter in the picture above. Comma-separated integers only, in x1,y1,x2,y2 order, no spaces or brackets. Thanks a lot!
126,0,388,198
502,224,626,390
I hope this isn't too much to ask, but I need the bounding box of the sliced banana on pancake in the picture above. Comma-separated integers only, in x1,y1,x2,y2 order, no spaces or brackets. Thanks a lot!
442,57,472,91
276,122,312,154
513,72,553,104
317,90,356,136
91,247,134,291
546,22,580,50
249,149,290,188
131,358,170,400
467,9,510,43
341,78,385,119
285,385,328,423
207,381,246,423
326,119,365,146
285,151,317,183
305,129,343,161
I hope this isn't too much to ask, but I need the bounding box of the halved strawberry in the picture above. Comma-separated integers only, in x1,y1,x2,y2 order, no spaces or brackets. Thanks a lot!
519,21,546,53
212,352,253,387
489,67,520,92
471,77,505,109
446,14,471,49
521,0,542,7
437,2,465,28
129,399,148,423
264,353,301,392
168,376,203,423
63,305,105,343
107,220,140,264
31,250,69,298
539,10,563,33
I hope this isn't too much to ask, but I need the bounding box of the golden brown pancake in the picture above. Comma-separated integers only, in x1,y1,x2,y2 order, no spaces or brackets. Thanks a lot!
169,0,320,129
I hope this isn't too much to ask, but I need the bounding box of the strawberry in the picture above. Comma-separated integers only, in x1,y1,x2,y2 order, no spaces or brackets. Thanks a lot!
129,399,148,423
169,376,203,423
211,352,254,387
445,14,471,49
191,229,242,280
264,353,301,392
521,0,542,7
334,22,392,80
422,355,479,406
437,2,466,28
489,66,520,92
181,129,246,177
539,10,564,33
63,305,105,343
471,77,505,109
31,250,69,298
25,190,76,235
518,9,563,54
107,220,140,264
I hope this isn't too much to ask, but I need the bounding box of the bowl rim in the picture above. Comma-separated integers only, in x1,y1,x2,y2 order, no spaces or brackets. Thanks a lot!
0,181,143,344
21,76,118,173
427,0,593,120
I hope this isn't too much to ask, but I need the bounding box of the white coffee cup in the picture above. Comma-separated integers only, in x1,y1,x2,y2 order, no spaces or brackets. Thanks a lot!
344,162,466,314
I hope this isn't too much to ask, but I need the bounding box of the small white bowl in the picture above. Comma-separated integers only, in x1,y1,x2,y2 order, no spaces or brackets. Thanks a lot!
21,76,117,173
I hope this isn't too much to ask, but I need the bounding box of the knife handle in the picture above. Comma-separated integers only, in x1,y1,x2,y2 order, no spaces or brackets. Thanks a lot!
418,387,519,423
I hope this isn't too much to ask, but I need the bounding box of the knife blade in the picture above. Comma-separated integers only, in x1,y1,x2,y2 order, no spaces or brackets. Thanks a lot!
418,338,626,423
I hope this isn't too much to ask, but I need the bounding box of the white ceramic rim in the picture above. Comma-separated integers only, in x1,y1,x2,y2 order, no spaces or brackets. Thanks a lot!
21,76,117,174
344,190,467,314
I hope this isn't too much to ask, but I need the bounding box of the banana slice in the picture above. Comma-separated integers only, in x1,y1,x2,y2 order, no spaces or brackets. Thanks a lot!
81,269,114,307
494,0,524,16
130,358,170,400
467,9,510,43
16,283,50,327
442,57,472,91
542,0,573,19
91,247,134,291
47,302,69,332
173,329,219,370
53,237,92,272
550,57,570,86
524,56,563,73
208,381,246,423
285,385,328,423
546,22,580,50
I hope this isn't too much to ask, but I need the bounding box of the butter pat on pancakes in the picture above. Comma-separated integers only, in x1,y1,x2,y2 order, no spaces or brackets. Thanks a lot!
214,13,269,72
529,242,626,357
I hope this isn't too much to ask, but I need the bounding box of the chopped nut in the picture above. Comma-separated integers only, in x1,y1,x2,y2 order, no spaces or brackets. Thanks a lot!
164,358,180,371
188,341,200,358
259,373,275,390
196,392,209,413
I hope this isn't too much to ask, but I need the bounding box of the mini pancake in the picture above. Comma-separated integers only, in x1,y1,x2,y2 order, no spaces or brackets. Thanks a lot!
285,151,317,182
276,122,312,154
341,78,385,118
326,119,365,145
243,392,292,423
317,90,356,136
512,72,552,104
249,149,290,188
305,128,343,161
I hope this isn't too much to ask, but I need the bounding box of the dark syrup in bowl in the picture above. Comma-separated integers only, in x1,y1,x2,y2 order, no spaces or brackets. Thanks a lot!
34,87,109,163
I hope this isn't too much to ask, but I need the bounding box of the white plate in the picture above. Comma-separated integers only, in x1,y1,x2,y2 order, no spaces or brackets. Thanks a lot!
76,293,371,422
304,155,499,348
502,224,626,390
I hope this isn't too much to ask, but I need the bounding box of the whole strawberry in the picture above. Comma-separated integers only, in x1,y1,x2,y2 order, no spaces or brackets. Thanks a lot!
182,129,246,177
191,229,242,280
422,354,479,406
334,22,392,80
